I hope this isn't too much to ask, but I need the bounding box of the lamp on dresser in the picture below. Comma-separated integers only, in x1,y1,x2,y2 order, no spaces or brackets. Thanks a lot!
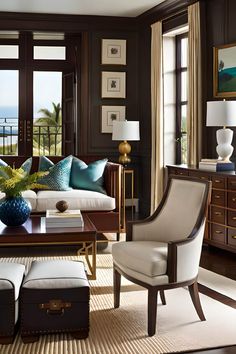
206,100,236,162
112,120,140,165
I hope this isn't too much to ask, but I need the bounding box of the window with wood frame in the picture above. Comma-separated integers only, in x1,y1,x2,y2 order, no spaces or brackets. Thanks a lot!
0,31,79,157
176,32,188,164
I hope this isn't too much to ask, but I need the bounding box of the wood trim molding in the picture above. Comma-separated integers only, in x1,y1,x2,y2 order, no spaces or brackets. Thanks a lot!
0,11,138,32
137,0,198,26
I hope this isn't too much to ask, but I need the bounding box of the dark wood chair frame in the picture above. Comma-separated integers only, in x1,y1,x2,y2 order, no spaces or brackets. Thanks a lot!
113,175,212,336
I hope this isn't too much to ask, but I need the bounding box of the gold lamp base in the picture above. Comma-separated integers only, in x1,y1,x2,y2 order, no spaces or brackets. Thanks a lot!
118,140,131,165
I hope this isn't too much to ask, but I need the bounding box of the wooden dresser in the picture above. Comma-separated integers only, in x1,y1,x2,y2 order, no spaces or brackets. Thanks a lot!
167,165,236,254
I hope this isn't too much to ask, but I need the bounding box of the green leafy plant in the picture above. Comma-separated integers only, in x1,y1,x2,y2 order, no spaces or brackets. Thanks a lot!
0,166,49,197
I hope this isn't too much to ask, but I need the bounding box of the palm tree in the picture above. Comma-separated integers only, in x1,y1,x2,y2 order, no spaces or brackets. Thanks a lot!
33,102,62,155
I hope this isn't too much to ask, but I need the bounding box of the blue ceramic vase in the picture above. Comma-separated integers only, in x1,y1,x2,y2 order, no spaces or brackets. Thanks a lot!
0,196,31,226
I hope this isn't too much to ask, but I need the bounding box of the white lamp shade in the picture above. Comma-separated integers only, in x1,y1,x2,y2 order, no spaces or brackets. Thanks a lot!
206,100,236,127
112,121,140,141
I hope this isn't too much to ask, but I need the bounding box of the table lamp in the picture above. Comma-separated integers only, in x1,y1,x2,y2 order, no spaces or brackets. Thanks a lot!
206,100,236,162
112,120,140,165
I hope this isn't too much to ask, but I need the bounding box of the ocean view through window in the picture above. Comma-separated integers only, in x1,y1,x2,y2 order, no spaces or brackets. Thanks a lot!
0,70,19,155
0,31,78,156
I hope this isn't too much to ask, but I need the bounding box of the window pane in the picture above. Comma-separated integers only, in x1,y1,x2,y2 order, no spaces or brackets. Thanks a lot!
0,70,19,155
181,105,187,164
34,46,66,60
181,71,187,101
0,45,19,59
33,71,62,156
181,37,188,67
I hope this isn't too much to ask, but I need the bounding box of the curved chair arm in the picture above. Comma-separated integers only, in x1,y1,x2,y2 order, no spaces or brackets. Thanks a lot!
167,221,206,283
126,218,152,241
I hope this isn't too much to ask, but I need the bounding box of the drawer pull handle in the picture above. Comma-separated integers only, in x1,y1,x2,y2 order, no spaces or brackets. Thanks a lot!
201,177,207,180
231,235,236,239
214,180,221,183
232,217,236,220
232,198,236,202
214,195,221,199
215,230,223,234
214,212,222,216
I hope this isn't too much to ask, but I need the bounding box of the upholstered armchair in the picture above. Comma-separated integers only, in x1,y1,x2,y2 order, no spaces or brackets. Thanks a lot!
112,175,211,336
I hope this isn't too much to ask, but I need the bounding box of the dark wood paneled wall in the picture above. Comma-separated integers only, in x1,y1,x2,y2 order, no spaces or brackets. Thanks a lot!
138,0,236,216
0,13,139,158
1,0,235,217
204,0,236,161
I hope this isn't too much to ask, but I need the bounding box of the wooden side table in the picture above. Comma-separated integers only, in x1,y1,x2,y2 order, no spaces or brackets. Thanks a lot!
122,168,135,230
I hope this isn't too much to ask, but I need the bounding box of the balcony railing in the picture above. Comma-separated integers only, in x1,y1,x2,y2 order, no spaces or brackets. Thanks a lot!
33,124,62,156
0,118,62,156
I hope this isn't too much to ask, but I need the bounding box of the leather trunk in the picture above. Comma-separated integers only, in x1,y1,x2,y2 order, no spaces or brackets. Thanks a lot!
20,260,90,342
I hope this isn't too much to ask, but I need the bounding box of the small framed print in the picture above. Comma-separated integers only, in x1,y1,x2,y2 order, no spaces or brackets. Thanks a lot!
101,39,126,65
101,71,126,98
101,106,126,133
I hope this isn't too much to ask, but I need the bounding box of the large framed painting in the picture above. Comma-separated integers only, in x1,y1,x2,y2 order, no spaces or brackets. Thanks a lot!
101,39,126,65
214,42,236,97
101,106,126,133
101,71,126,98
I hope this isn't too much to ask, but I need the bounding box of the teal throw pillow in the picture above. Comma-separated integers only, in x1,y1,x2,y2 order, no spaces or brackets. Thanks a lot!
21,157,32,174
0,157,32,177
70,157,108,194
38,155,73,191
38,156,54,171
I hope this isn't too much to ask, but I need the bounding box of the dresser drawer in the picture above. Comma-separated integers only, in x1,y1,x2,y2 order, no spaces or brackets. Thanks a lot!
228,177,236,190
188,171,210,180
211,206,225,224
211,189,226,206
211,224,227,244
212,176,226,189
175,169,189,176
228,191,236,209
227,229,236,247
228,210,236,227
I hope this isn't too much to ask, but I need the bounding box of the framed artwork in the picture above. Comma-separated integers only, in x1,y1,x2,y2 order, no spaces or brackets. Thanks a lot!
214,42,236,97
101,71,126,98
101,39,126,65
101,106,126,133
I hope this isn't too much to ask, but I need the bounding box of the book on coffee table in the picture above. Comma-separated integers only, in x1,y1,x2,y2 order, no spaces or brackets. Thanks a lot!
46,209,84,228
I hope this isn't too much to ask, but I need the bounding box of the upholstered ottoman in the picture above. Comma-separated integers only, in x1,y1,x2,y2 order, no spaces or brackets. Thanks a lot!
0,262,25,344
20,260,90,343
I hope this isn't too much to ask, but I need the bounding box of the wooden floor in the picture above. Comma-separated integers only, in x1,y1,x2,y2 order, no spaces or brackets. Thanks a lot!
181,245,236,354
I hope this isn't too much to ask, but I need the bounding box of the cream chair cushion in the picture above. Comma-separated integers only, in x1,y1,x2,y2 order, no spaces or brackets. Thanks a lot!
112,241,168,277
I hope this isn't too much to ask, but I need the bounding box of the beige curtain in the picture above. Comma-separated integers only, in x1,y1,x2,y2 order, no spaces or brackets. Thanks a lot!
150,21,164,214
187,2,202,166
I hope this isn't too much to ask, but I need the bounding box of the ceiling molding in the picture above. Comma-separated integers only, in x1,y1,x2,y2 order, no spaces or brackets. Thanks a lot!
137,0,198,26
0,11,138,32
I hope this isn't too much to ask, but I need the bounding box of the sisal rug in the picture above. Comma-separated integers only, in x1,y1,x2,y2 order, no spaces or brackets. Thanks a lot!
0,254,236,354
198,267,236,300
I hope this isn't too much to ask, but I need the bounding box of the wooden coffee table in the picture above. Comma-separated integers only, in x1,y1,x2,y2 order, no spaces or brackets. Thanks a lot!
0,214,97,280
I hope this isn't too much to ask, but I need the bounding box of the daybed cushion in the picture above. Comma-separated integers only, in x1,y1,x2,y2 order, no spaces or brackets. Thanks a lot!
0,190,37,211
36,189,116,212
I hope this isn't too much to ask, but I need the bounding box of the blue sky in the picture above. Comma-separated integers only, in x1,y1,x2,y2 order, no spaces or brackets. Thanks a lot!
0,70,62,119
